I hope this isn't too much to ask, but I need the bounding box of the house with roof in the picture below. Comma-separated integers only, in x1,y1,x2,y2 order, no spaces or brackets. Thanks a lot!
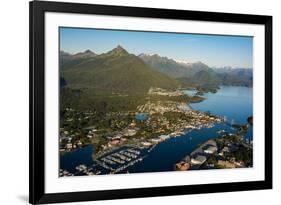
191,155,207,165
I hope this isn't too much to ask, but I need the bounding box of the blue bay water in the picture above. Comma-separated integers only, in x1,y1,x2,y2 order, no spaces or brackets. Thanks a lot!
188,86,253,124
60,145,94,173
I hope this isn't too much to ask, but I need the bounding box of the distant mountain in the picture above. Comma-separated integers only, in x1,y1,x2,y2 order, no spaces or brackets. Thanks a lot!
191,69,221,84
213,67,253,86
177,69,220,86
186,61,212,73
214,67,252,74
103,45,129,57
72,49,97,59
139,53,252,87
138,53,189,78
60,50,97,70
178,67,253,87
212,66,233,73
59,51,72,65
139,53,213,78
61,46,179,94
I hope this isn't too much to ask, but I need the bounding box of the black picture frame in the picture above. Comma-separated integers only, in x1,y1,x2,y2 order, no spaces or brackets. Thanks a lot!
29,1,272,204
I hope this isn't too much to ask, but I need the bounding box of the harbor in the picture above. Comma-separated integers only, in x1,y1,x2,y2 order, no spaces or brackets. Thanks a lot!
94,146,147,174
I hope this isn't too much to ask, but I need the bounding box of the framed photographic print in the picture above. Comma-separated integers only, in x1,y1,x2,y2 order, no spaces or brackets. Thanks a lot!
29,0,272,204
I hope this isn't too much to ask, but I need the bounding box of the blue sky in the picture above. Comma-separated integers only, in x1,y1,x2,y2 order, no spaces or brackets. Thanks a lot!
60,27,253,68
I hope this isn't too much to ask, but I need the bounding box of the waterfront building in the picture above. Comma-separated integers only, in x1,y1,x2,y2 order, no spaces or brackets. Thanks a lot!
203,145,218,154
191,155,207,165
175,161,190,171
141,141,152,146
158,135,170,141
150,138,162,143
66,143,73,149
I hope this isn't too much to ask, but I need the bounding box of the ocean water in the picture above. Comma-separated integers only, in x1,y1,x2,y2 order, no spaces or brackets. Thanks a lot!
190,86,253,125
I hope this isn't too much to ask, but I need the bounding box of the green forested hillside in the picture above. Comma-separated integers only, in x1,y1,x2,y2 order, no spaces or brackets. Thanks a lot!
61,46,179,95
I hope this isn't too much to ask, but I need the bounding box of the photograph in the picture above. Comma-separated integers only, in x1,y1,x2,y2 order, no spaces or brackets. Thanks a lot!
28,1,273,203
59,27,254,177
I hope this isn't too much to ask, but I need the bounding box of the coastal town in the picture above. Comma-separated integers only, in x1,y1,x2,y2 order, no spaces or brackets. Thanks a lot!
59,88,222,154
59,87,252,176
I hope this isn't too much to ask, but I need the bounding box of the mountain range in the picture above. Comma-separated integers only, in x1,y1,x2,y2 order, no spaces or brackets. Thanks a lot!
60,50,97,70
60,46,253,95
60,46,179,95
138,53,213,79
138,53,252,87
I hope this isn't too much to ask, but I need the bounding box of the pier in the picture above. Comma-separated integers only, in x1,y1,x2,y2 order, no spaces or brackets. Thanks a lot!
93,145,148,174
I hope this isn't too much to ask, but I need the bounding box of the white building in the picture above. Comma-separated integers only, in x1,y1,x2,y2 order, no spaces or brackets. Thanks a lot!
191,155,207,165
141,141,152,146
203,146,218,154
124,129,137,136
66,143,73,149
150,138,162,143
158,135,170,141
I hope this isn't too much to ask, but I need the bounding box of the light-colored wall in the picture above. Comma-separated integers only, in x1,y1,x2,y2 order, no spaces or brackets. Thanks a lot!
0,0,279,204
